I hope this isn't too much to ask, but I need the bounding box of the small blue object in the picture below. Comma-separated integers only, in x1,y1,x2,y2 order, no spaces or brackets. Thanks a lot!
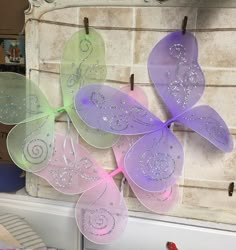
0,164,25,192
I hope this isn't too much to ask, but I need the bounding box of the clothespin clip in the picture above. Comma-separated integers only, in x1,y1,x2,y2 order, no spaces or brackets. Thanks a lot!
130,74,134,91
182,16,188,35
228,182,234,196
84,17,89,35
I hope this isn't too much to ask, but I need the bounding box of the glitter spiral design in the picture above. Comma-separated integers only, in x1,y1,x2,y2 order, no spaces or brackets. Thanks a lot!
83,208,115,236
110,114,129,131
75,157,100,181
90,92,105,108
67,38,93,88
50,168,73,189
80,38,92,53
169,43,186,62
23,139,48,164
139,151,175,181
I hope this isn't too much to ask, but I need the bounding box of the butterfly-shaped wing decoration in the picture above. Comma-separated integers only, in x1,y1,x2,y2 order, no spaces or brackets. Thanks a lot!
148,31,233,152
38,132,178,244
37,133,128,244
0,72,55,172
38,86,178,243
60,28,119,149
1,28,118,172
75,84,184,192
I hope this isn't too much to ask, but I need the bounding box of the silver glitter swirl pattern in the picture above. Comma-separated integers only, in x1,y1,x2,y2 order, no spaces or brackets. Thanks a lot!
167,42,204,109
167,64,203,108
67,38,93,88
50,168,73,188
90,92,105,108
82,208,115,236
89,91,157,132
139,151,175,181
75,157,100,181
169,43,186,62
23,139,48,164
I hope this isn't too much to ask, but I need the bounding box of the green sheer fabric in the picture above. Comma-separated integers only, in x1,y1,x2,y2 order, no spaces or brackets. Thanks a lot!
61,28,107,106
7,115,54,172
0,28,118,172
61,28,119,148
0,72,52,124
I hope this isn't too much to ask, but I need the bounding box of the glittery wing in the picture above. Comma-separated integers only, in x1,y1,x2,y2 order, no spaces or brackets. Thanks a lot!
0,72,52,124
148,31,205,117
176,105,233,152
36,133,107,194
125,128,184,192
75,177,128,244
113,136,179,213
61,28,119,148
7,115,54,172
60,28,106,107
75,84,162,135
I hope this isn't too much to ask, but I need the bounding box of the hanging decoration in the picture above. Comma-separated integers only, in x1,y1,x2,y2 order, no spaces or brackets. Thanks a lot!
74,31,233,194
1,21,233,245
36,86,178,243
0,28,117,172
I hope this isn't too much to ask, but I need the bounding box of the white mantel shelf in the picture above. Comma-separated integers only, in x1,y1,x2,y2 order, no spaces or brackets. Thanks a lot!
1,191,236,250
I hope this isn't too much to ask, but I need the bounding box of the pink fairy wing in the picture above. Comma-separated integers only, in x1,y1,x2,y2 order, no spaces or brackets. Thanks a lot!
148,31,205,116
129,181,179,213
124,128,184,192
36,133,106,194
176,105,233,152
75,177,128,244
113,136,179,213
74,84,162,135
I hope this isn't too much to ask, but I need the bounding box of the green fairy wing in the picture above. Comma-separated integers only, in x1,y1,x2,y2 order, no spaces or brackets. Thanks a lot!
0,72,55,172
61,28,119,148
60,28,106,104
7,115,55,172
0,72,53,124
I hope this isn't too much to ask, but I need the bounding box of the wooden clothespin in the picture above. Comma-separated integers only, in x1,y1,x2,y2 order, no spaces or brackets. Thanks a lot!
84,17,89,35
182,16,188,35
130,74,134,91
228,182,234,196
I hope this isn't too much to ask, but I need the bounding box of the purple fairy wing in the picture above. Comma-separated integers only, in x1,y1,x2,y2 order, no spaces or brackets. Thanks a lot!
176,105,233,152
36,133,107,195
75,177,128,244
148,31,205,116
124,128,184,192
74,84,162,135
113,136,179,213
